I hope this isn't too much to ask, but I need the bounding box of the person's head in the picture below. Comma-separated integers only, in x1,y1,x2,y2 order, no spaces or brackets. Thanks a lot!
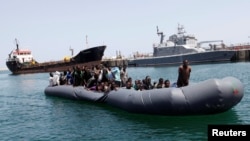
139,83,144,90
64,71,67,75
95,65,100,70
96,83,104,92
82,66,85,70
49,72,53,77
164,79,170,88
128,77,132,83
123,65,127,71
103,68,108,74
145,76,151,83
119,66,122,70
183,60,189,68
158,78,164,84
126,81,132,89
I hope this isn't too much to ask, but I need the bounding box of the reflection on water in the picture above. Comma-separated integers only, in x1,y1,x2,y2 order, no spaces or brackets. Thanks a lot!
0,62,250,140
45,97,243,140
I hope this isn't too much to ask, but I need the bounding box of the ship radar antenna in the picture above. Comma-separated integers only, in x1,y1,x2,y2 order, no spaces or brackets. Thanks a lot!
177,24,186,36
156,26,165,44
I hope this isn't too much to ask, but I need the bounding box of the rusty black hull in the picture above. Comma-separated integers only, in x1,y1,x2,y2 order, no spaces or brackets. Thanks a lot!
6,45,106,74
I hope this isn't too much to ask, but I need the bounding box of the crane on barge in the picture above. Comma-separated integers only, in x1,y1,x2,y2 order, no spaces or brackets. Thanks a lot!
197,40,225,50
197,40,223,47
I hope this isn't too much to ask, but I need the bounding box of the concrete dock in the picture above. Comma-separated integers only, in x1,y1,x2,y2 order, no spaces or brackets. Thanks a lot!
102,49,250,67
102,59,128,67
231,49,250,61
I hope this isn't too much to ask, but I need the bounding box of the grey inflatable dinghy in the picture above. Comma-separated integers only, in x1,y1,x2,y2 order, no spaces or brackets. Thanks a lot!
44,76,244,115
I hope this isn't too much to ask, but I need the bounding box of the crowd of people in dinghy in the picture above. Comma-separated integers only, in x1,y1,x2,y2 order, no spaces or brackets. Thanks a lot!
49,60,192,92
49,64,174,92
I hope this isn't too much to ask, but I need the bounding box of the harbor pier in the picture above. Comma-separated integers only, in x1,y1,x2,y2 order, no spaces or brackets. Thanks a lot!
232,49,250,61
230,44,250,61
102,49,250,67
102,59,128,67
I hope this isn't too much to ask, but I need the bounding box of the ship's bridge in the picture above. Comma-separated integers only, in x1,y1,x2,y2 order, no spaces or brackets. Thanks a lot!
11,49,34,63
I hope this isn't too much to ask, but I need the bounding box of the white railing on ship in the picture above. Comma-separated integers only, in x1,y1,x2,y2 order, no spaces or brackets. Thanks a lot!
6,58,19,62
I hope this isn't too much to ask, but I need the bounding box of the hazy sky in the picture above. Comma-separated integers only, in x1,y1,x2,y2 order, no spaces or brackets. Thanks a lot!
1,0,250,69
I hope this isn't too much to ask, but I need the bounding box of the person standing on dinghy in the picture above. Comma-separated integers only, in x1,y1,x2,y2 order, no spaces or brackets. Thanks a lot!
177,60,191,87
111,66,121,87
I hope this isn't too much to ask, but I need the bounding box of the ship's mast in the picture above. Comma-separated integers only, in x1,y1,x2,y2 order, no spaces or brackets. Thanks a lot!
15,38,19,55
177,24,186,37
69,46,74,57
157,26,165,44
85,35,88,48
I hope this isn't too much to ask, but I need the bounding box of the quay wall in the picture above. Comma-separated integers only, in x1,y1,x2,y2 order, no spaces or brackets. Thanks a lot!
102,49,250,67
102,59,128,67
232,49,250,61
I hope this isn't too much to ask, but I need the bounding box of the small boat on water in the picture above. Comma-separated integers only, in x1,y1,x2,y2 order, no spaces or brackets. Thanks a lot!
128,24,236,67
44,76,244,116
6,39,106,74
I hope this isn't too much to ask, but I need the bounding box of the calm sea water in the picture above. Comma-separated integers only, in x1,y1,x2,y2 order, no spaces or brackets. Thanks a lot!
0,62,249,141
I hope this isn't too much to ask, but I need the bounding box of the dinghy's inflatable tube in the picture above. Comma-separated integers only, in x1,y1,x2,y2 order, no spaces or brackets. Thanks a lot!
44,77,244,115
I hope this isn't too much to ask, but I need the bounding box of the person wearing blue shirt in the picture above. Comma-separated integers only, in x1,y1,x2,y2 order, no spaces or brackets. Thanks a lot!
111,67,121,87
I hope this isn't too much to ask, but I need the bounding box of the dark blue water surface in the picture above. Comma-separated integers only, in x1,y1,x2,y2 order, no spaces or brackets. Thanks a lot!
0,62,249,141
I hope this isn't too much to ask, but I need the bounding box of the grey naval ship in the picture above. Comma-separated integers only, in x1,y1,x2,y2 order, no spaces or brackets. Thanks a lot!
128,25,235,67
